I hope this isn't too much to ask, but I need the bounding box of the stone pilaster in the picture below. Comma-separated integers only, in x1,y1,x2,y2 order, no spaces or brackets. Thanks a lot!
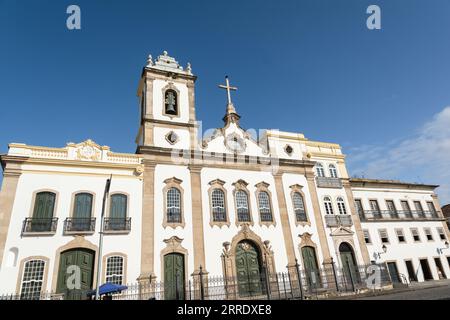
343,180,371,264
305,173,333,265
138,159,157,283
0,163,21,267
272,172,296,266
188,165,207,273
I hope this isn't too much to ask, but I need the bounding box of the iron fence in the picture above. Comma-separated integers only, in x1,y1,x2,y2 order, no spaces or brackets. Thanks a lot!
0,292,64,300
1,262,392,300
111,262,392,300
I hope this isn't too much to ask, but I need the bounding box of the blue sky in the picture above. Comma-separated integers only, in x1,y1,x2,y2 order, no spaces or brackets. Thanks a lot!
1,0,450,203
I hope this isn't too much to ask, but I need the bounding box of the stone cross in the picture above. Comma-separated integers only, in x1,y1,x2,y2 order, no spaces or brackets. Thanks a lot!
218,76,237,105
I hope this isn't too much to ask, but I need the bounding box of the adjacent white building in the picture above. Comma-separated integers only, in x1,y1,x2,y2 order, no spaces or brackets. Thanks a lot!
0,51,449,299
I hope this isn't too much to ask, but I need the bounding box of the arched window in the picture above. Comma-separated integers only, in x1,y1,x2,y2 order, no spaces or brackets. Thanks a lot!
293,192,307,222
329,164,338,178
324,196,334,215
164,89,178,115
337,197,347,215
316,163,325,177
167,187,182,223
106,256,124,285
31,191,56,232
258,191,273,222
211,189,227,222
235,191,250,222
20,259,46,300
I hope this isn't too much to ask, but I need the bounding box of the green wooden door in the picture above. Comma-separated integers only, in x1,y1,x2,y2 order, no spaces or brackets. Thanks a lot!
32,192,55,231
236,241,262,297
302,246,321,289
73,193,93,230
339,243,359,290
164,253,185,300
387,262,400,283
56,249,95,300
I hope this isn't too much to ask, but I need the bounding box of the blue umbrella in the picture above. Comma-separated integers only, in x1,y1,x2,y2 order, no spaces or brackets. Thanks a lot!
88,283,128,296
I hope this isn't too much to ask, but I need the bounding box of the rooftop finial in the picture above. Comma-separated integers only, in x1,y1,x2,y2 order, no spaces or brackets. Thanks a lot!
187,62,192,74
146,54,153,66
163,50,168,56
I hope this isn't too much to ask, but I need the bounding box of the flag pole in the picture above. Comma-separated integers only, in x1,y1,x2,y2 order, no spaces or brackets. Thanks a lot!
95,175,112,300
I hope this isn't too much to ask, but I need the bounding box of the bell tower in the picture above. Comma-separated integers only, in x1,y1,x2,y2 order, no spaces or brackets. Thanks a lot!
136,51,198,151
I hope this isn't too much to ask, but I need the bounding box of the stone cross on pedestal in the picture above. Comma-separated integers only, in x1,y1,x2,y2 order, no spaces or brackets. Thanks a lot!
218,76,238,106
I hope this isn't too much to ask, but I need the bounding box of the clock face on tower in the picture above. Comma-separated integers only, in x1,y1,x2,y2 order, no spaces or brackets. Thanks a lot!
225,134,246,153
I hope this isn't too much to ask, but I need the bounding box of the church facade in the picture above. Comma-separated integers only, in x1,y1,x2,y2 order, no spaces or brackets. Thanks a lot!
0,51,449,299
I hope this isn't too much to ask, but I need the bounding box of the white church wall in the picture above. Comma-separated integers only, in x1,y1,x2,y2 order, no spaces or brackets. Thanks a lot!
200,168,290,276
0,170,143,294
153,164,194,280
153,126,191,150
281,173,325,265
202,123,266,157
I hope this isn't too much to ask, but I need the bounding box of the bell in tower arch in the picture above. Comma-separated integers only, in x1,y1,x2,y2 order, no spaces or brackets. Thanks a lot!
164,89,178,115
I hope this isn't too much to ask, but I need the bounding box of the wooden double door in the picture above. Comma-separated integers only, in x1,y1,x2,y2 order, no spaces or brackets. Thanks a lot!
339,243,360,289
302,246,321,288
164,253,185,300
56,249,95,300
235,241,263,297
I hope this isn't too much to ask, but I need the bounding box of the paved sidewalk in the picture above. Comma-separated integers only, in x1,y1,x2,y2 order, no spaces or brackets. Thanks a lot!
331,279,450,300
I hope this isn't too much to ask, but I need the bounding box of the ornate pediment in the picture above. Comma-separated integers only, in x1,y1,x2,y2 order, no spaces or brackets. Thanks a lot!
163,236,184,248
208,178,226,186
68,139,106,161
330,226,354,237
299,232,317,248
232,179,249,189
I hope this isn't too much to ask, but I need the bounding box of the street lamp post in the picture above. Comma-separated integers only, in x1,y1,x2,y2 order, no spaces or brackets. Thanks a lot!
437,240,449,255
95,176,112,300
374,244,388,260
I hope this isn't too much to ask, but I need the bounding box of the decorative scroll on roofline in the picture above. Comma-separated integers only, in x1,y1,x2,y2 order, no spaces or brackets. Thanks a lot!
145,50,193,76
7,139,142,165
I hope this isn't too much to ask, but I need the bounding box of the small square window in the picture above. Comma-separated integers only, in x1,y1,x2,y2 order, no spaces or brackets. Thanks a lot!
379,229,389,243
424,228,433,241
396,229,406,243
437,227,446,240
411,228,420,242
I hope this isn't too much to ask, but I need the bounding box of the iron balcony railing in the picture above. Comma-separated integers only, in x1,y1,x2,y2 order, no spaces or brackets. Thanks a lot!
325,214,353,227
358,210,440,222
315,176,343,188
63,218,96,233
103,217,131,232
22,217,58,234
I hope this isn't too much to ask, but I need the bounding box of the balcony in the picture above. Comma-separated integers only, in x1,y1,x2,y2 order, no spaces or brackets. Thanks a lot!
103,217,131,234
22,218,58,236
358,210,441,222
315,176,343,189
325,214,353,227
64,218,96,235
